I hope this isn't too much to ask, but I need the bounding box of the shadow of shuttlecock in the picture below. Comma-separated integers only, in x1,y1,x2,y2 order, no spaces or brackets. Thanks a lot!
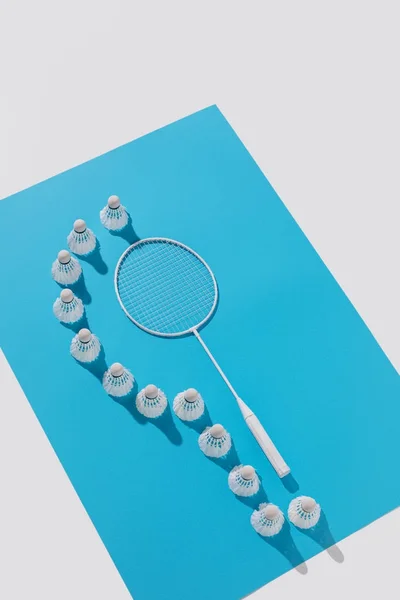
111,381,148,426
259,519,308,575
235,478,269,510
182,405,212,434
78,240,108,275
296,511,344,563
149,403,183,446
206,440,241,473
60,313,90,334
281,473,300,493
69,273,92,305
77,345,108,382
109,214,140,245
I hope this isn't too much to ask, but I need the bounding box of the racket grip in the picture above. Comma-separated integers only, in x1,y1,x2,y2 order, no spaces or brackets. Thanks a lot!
237,398,290,478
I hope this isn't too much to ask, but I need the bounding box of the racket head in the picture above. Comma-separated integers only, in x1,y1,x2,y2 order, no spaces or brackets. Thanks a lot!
114,238,218,337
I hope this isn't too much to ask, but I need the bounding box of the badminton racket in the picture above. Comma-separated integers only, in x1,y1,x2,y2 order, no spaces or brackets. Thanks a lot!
115,237,290,478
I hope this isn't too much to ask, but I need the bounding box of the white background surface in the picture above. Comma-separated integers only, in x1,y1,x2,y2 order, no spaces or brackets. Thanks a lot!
0,1,399,598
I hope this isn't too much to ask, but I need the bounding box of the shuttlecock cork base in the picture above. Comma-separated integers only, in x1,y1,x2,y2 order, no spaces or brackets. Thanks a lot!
251,503,285,537
67,219,97,256
173,388,205,421
136,384,168,418
198,424,232,458
228,465,260,497
103,363,134,398
52,250,82,285
288,496,321,529
70,328,101,363
53,288,84,324
100,195,129,231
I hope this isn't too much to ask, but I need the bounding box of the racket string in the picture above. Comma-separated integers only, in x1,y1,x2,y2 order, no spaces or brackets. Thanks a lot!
116,239,217,335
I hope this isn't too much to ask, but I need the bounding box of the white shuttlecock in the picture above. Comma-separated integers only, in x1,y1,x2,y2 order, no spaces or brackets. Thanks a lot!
198,424,232,458
53,289,84,324
288,496,321,529
228,465,260,497
136,384,168,418
70,328,101,363
173,388,205,421
52,250,82,285
67,219,97,255
251,503,285,537
100,195,129,231
102,363,134,397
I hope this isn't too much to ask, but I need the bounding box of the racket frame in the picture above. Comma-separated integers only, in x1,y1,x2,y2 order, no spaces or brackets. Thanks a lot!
114,237,218,337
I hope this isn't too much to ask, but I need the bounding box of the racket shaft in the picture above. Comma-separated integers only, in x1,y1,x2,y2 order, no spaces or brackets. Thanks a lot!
193,329,290,478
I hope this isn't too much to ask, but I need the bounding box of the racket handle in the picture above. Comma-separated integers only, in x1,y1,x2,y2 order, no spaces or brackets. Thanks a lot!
237,398,291,478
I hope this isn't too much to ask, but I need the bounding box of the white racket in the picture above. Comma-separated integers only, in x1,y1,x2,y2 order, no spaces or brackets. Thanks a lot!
115,237,290,478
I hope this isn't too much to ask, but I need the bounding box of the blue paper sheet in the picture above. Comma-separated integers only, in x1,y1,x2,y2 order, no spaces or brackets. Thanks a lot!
0,106,399,600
